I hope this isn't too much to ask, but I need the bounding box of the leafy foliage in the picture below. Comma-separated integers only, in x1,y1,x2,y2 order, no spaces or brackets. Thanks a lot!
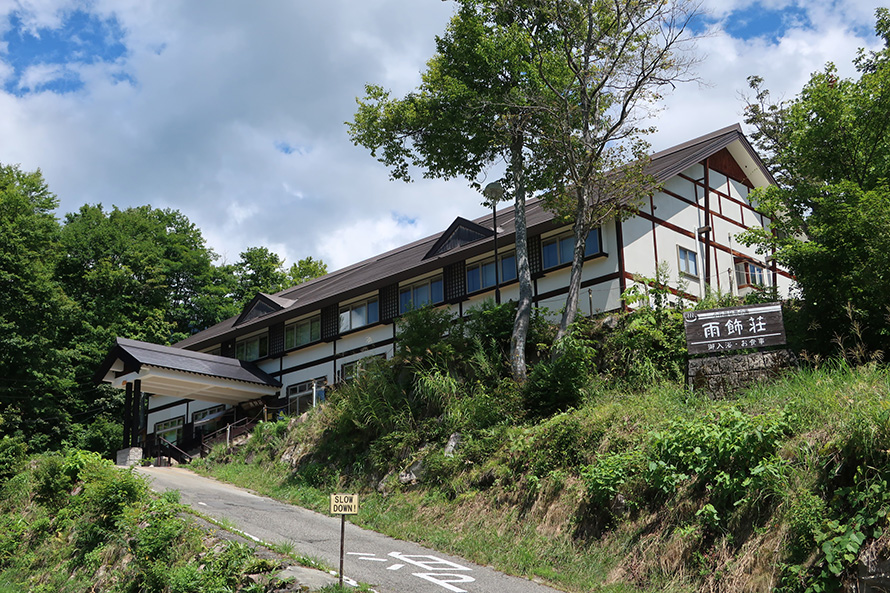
0,162,327,450
0,449,288,592
523,320,597,418
742,8,890,356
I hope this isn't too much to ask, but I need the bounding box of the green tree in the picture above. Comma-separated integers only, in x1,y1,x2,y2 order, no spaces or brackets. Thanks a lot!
742,8,890,354
288,256,328,285
349,0,558,382
522,0,700,341
231,246,291,306
57,204,221,344
0,164,77,448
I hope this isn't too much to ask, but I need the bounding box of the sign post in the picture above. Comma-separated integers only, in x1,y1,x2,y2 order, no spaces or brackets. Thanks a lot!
330,493,359,587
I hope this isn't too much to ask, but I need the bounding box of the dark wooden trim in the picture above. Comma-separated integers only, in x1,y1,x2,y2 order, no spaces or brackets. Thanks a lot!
146,397,192,414
533,271,622,304
677,172,762,216
635,210,794,281
703,158,712,285
123,382,133,449
273,337,396,379
615,219,627,303
132,379,142,448
661,186,752,231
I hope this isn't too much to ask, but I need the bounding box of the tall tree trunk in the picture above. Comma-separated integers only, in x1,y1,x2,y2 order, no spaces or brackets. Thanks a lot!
510,135,532,383
554,196,589,343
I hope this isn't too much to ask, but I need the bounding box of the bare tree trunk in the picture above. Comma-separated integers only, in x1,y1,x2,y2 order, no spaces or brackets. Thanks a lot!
510,136,532,383
555,201,589,343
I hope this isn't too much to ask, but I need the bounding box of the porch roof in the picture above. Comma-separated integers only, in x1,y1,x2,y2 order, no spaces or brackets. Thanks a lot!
96,338,281,405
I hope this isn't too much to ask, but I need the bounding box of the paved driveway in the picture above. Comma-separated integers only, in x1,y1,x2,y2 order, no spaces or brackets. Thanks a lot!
137,466,563,593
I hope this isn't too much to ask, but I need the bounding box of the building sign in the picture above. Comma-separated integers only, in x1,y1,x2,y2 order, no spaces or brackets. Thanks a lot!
683,303,786,355
330,493,359,515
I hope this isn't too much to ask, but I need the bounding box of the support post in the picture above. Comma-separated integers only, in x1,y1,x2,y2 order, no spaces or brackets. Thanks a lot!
339,514,346,588
703,159,712,287
123,382,133,448
132,379,142,448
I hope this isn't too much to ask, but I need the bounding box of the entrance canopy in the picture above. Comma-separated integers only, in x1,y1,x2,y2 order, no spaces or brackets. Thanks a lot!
96,338,281,405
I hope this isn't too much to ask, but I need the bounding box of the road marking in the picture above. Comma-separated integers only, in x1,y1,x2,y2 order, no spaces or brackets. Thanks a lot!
388,552,472,571
198,502,207,506
387,564,405,571
413,572,475,593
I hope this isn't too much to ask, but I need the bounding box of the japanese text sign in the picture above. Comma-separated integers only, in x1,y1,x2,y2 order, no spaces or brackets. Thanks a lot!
683,303,786,355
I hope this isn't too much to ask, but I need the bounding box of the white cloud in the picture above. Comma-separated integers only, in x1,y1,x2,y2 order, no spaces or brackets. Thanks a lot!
0,0,883,274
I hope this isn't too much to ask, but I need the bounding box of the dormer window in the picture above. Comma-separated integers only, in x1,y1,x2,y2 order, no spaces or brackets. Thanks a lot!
424,217,494,259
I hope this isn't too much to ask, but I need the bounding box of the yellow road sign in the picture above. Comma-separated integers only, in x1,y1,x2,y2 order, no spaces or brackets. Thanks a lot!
330,493,359,515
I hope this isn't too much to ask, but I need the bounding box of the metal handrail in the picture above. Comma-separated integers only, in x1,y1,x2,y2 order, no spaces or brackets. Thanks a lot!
197,405,293,457
155,435,193,465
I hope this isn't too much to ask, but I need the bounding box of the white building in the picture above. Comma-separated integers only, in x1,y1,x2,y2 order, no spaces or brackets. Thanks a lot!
97,124,793,456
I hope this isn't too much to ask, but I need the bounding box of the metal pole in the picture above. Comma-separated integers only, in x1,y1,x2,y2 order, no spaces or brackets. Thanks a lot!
492,201,501,305
339,514,345,587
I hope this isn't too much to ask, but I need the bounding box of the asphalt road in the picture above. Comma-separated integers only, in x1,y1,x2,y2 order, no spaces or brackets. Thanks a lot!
137,466,563,593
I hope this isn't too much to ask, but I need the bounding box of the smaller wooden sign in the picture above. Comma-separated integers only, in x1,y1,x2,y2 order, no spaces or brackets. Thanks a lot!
683,303,786,355
330,493,359,515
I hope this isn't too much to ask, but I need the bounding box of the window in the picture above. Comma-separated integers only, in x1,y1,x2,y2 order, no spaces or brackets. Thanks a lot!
584,228,602,257
542,229,601,270
285,315,321,349
155,416,184,445
678,246,698,277
287,377,326,415
339,361,359,384
235,333,269,361
735,261,767,287
500,252,517,282
339,298,379,333
399,276,444,314
192,405,226,435
465,252,517,293
192,405,225,424
339,355,385,383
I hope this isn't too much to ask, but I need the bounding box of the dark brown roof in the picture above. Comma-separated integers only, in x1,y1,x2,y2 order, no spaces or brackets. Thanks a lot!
175,124,766,351
96,338,281,387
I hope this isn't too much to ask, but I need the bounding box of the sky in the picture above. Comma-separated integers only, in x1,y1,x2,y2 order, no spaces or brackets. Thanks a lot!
0,1,884,272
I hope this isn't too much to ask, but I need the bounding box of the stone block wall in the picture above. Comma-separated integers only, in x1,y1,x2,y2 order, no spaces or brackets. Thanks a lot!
688,350,796,398
116,446,143,467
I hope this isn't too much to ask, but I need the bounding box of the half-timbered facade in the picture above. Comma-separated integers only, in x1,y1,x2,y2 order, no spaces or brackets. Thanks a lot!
97,124,794,453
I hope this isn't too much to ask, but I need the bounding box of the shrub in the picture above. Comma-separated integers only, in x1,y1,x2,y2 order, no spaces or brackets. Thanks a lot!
77,415,123,460
599,263,687,386
395,305,457,361
523,322,596,418
0,436,26,484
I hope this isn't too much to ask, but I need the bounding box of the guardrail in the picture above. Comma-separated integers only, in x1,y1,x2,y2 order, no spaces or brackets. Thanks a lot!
154,435,193,466
197,404,293,458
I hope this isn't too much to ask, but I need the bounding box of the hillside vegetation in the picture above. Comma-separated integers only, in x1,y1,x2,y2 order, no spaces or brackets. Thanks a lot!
0,448,340,592
194,294,890,593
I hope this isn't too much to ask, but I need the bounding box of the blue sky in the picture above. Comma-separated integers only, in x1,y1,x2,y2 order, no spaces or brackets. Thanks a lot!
0,1,883,270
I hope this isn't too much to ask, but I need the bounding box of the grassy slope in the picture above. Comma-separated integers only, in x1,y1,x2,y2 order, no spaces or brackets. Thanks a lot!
194,361,890,593
0,450,334,593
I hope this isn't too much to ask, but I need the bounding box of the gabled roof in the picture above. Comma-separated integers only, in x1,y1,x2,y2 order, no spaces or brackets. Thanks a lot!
424,216,494,259
175,124,771,351
96,338,281,389
234,292,296,326
646,123,775,186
